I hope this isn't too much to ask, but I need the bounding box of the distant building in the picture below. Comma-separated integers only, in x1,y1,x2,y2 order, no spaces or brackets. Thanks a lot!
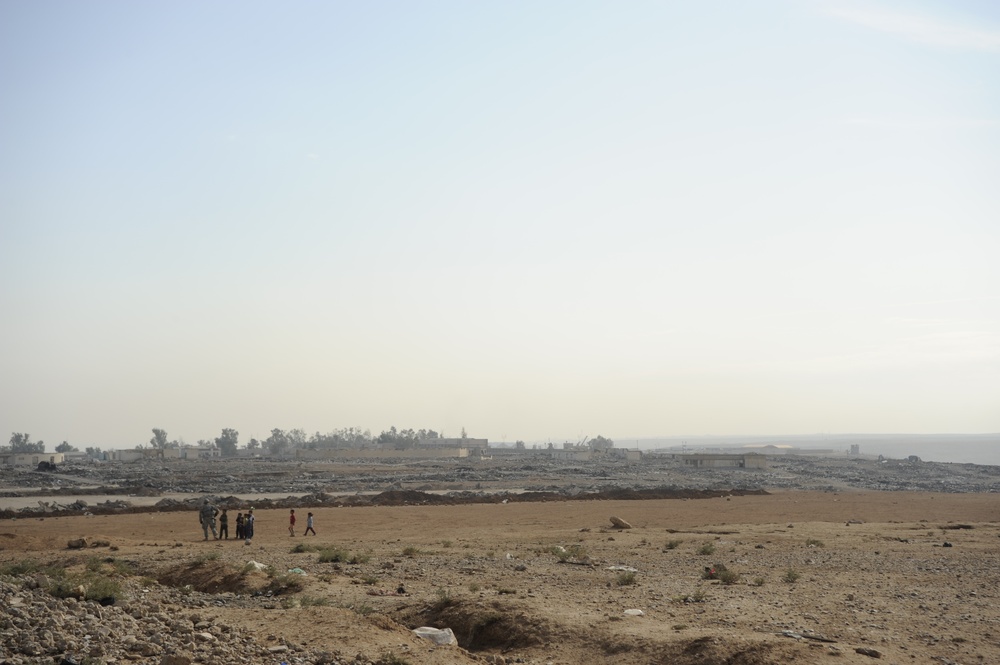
108,444,221,462
176,444,221,459
0,452,65,467
681,453,767,469
417,438,488,450
109,449,159,462
549,449,593,462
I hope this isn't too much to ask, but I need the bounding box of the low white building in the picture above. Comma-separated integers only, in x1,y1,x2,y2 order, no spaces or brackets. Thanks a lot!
0,452,65,467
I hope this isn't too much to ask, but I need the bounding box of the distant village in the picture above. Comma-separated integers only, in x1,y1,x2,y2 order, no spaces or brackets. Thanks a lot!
3,429,869,470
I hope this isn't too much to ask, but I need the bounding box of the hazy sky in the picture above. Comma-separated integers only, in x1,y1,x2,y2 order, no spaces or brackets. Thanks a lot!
1,1,998,449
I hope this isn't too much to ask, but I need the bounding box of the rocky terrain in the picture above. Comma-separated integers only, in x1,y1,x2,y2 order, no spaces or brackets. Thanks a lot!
3,452,999,518
2,454,1000,665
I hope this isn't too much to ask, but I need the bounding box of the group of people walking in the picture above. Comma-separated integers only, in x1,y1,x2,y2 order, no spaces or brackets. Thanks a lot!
199,500,315,542
287,508,317,537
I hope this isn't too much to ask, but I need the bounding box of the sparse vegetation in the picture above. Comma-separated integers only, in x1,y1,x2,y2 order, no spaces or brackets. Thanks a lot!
401,546,421,557
697,541,716,555
701,563,728,580
468,582,481,593
615,571,637,586
718,569,740,585
374,653,412,665
805,538,825,548
664,539,683,550
440,540,452,548
782,568,801,583
194,551,219,564
318,547,350,563
432,588,455,610
110,559,137,576
752,576,765,587
0,559,42,576
299,595,331,607
46,570,122,605
353,602,376,616
350,551,372,565
551,544,588,562
266,572,305,595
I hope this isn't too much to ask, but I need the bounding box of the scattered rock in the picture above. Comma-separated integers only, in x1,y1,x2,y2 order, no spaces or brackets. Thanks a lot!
412,626,458,645
159,655,192,665
855,647,882,658
609,516,632,529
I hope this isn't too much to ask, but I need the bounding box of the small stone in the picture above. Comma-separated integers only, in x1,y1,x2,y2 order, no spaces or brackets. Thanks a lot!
855,647,882,658
159,654,192,665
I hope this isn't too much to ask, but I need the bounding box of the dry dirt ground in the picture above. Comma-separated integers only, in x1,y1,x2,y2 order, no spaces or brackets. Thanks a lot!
2,489,1000,665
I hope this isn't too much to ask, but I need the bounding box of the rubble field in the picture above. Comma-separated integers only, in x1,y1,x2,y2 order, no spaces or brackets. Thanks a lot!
1,454,999,665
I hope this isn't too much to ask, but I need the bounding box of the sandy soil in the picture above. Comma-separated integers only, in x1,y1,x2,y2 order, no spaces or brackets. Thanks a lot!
2,489,999,664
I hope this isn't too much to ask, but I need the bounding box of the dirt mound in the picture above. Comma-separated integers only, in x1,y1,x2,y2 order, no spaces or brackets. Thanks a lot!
580,488,768,501
650,636,795,665
369,490,460,506
368,487,769,507
157,558,259,594
397,597,548,652
1,486,771,520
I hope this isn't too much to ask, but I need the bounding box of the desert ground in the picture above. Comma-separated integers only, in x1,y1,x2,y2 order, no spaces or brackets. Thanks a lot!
2,456,1000,665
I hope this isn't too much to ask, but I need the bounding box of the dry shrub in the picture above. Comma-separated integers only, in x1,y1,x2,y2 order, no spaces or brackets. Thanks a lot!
157,559,258,594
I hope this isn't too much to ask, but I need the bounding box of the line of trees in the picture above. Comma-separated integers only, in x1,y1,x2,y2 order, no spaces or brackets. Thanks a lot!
133,426,449,457
3,433,96,456
3,432,45,453
8,428,612,460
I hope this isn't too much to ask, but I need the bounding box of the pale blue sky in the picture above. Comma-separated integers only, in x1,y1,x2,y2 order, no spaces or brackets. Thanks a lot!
1,1,998,449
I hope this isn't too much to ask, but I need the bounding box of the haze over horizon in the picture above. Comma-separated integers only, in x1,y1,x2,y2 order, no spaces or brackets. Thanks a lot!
2,1,998,452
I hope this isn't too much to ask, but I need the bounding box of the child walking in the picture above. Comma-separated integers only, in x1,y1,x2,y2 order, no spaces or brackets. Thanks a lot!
244,508,255,545
288,509,296,536
304,512,316,536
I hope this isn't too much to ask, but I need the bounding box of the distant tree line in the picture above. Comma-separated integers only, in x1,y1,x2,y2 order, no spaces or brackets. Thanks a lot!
129,426,450,457
8,428,613,460
2,432,46,453
2,432,96,456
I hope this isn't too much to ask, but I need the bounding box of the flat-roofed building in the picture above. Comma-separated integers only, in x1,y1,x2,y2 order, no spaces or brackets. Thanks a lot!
681,453,767,469
0,452,65,467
